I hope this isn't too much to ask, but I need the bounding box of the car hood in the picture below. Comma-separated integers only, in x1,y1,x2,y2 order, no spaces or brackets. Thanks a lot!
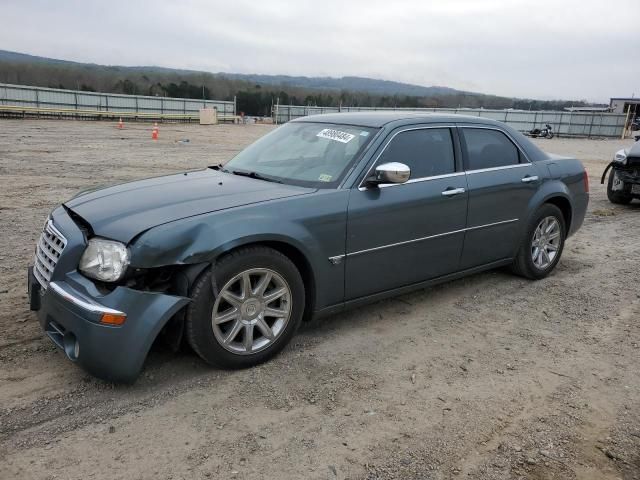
65,168,315,243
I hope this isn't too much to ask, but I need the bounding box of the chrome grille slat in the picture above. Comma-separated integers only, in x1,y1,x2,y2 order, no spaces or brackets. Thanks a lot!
33,265,48,287
35,251,54,272
42,234,64,255
33,220,67,290
38,238,59,263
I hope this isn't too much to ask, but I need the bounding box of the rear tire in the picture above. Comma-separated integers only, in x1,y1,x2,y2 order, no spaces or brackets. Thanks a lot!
185,246,305,369
606,170,633,205
511,204,566,280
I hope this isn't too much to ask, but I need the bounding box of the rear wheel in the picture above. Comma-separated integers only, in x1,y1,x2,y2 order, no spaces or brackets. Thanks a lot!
185,246,305,369
606,170,633,205
511,204,566,280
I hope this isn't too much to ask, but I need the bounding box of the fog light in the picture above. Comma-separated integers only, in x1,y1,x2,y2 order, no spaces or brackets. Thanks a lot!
63,332,79,361
100,312,127,325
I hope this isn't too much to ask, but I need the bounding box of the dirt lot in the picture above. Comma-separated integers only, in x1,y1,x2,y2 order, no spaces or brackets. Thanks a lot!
0,119,638,480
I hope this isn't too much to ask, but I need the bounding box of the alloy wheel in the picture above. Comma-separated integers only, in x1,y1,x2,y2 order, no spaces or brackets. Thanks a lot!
531,216,561,270
211,268,291,355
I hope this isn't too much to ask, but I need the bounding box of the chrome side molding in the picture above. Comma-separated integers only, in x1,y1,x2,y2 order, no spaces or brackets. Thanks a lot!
328,218,519,262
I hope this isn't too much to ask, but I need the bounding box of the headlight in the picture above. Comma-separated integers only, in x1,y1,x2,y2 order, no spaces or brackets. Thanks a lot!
613,149,627,165
79,238,130,282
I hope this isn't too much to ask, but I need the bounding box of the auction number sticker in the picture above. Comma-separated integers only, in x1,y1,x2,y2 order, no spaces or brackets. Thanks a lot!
316,128,355,143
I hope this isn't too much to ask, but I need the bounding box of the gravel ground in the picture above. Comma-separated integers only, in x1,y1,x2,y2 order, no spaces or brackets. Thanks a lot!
0,119,638,480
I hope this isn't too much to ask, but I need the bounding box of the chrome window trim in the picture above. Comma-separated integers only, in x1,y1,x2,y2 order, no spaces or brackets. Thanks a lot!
357,125,458,190
360,171,466,191
49,281,126,316
466,163,532,175
458,124,532,168
328,218,519,261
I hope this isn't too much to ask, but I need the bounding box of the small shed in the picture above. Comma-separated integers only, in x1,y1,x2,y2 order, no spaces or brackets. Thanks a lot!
609,97,640,115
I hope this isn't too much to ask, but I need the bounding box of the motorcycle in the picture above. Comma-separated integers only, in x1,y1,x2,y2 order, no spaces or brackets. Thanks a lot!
528,124,554,139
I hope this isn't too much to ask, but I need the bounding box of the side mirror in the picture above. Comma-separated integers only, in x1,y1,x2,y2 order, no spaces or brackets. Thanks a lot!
366,162,411,186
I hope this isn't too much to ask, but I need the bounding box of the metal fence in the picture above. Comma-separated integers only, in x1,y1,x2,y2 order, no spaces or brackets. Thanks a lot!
0,83,236,121
273,105,626,138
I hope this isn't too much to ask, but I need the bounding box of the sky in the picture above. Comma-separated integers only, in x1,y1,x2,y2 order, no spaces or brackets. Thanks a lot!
1,0,639,102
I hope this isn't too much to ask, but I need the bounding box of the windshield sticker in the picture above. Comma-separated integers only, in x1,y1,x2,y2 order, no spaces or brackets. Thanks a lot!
318,174,333,182
360,131,370,137
316,128,355,143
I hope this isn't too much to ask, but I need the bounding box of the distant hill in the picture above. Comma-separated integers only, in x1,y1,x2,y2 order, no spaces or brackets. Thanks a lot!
0,50,467,98
219,72,466,97
0,50,598,115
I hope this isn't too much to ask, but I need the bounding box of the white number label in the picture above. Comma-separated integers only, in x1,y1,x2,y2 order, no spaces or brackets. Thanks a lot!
316,128,355,143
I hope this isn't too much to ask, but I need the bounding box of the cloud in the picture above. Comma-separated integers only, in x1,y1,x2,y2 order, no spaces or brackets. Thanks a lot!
1,0,638,102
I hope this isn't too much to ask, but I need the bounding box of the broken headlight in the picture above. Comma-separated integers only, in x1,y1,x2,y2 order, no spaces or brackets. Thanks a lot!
613,149,628,165
79,238,130,282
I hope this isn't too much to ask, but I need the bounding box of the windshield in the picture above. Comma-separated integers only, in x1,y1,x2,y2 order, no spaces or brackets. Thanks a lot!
223,122,378,188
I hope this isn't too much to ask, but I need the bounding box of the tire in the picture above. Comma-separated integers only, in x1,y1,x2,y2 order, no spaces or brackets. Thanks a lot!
547,131,554,139
511,204,566,280
606,170,633,205
185,246,305,369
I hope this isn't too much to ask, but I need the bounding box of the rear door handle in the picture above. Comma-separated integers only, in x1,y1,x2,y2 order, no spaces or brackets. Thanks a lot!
521,175,539,183
441,187,466,197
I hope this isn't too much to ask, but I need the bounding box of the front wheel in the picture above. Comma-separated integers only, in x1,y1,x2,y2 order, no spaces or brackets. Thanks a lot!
606,170,633,205
511,204,566,280
185,246,305,369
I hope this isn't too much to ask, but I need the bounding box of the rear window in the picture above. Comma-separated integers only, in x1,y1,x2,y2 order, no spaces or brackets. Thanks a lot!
462,128,520,170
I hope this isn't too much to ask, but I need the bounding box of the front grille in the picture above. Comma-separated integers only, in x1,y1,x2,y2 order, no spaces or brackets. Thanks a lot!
33,220,67,290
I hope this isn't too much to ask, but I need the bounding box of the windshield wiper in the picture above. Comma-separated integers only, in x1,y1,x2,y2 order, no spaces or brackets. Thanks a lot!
225,169,283,184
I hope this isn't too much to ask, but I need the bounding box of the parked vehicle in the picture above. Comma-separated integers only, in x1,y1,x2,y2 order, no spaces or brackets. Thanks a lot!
601,138,640,204
528,124,554,139
28,113,589,382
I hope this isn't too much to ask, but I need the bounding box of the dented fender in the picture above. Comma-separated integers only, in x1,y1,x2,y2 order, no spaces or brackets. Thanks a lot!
127,191,351,311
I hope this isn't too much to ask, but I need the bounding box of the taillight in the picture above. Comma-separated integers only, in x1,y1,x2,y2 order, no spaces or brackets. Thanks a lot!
583,169,589,193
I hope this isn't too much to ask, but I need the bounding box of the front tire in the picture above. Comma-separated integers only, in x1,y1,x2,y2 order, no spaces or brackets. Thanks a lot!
606,170,633,205
185,246,305,369
511,204,566,280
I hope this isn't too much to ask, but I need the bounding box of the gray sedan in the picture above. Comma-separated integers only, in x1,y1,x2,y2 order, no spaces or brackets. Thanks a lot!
28,113,589,382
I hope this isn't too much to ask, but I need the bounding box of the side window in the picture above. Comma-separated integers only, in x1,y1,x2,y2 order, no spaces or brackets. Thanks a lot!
377,128,455,179
462,128,520,170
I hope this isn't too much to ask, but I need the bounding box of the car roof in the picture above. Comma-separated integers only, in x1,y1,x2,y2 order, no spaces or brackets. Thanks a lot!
292,111,503,128
292,111,550,163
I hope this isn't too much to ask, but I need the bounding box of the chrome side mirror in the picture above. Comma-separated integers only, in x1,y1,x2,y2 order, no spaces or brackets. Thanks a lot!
368,162,411,186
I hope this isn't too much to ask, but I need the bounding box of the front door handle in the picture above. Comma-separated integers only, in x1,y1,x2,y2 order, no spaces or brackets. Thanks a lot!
441,187,466,197
521,175,539,183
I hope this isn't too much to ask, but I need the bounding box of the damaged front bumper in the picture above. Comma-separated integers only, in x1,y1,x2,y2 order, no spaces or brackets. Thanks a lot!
28,268,189,383
601,162,640,196
28,207,190,383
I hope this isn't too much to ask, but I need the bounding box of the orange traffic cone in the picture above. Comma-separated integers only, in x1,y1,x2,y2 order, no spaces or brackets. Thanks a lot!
152,123,159,140
117,117,123,129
